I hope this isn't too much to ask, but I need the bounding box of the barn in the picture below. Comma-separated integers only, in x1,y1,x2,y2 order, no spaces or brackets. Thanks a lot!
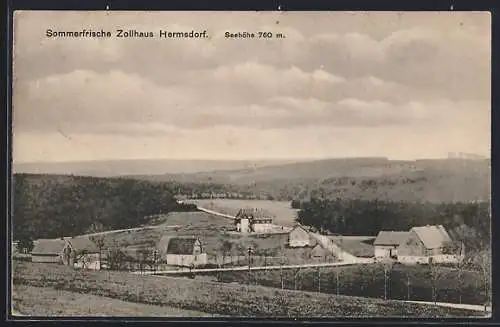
67,236,101,270
157,236,207,267
397,225,464,264
31,238,72,264
373,231,410,260
288,225,313,247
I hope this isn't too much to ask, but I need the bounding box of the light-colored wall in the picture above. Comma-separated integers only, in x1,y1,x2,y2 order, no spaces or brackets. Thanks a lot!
253,223,274,233
398,255,429,264
166,253,208,266
374,246,391,258
430,254,462,264
241,218,250,233
289,228,310,247
397,230,426,257
32,254,62,263
74,253,101,270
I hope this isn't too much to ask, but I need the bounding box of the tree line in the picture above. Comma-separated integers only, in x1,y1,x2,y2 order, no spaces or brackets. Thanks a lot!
294,198,490,249
13,174,196,246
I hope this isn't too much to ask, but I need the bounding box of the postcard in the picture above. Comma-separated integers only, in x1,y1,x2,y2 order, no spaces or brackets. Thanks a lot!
10,11,491,319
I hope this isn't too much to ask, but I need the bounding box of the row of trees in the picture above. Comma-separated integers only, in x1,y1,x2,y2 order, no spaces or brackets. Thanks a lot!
295,198,490,249
13,174,196,245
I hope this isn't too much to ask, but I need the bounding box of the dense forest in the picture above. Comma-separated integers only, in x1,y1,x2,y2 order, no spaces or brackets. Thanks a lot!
137,158,490,203
295,198,490,250
12,174,195,243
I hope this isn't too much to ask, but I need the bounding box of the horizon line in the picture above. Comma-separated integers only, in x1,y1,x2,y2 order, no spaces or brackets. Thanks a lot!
12,154,490,165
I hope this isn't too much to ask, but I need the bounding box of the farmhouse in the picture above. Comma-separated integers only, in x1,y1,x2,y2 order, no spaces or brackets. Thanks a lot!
397,225,464,264
31,238,72,265
373,231,410,260
235,208,275,233
288,225,313,247
157,236,207,267
67,236,101,270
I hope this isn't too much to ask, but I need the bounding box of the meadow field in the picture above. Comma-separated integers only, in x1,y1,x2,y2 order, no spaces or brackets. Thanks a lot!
12,261,484,318
194,199,299,226
94,211,325,267
195,263,488,306
12,285,220,317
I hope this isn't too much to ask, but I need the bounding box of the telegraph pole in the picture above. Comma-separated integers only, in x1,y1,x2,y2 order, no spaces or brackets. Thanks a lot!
336,269,340,296
407,274,411,301
384,264,388,301
318,267,321,293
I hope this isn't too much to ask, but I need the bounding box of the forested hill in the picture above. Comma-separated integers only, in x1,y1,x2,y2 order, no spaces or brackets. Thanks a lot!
130,158,491,203
295,198,490,251
12,173,194,242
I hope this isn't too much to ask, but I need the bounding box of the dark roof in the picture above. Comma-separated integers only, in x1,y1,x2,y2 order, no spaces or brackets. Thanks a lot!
236,208,275,219
31,239,68,255
67,236,100,253
166,237,200,255
373,231,410,246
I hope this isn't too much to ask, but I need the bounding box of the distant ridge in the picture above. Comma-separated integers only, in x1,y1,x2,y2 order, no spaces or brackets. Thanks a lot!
12,158,308,177
12,157,490,203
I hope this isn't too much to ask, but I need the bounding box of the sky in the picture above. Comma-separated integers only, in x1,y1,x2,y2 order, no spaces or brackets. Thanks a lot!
12,11,491,163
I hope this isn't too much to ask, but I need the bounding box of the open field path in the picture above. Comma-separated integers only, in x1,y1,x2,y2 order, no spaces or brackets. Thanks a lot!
402,300,491,313
133,260,371,275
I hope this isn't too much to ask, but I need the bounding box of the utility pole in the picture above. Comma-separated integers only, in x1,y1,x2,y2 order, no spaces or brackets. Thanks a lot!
280,249,284,289
248,246,253,271
407,274,411,301
336,269,340,296
384,264,388,301
318,267,321,293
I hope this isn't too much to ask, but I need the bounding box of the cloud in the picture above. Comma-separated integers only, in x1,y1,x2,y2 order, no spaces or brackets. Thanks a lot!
12,12,491,161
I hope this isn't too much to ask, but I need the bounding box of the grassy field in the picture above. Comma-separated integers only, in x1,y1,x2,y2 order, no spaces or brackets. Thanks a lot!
12,261,485,318
194,199,299,226
197,263,488,305
93,212,326,266
96,211,234,248
12,285,220,317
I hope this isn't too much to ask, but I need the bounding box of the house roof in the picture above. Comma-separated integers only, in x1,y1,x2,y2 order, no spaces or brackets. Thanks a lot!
373,231,410,246
290,224,310,234
166,237,201,255
67,236,100,253
31,239,68,255
236,208,275,219
412,225,453,249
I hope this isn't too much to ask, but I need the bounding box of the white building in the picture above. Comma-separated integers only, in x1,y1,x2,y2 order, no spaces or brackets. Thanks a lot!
157,236,208,267
235,208,275,233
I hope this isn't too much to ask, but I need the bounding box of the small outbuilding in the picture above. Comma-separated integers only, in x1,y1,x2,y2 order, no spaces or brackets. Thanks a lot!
309,243,335,262
373,231,410,260
288,225,313,247
157,236,207,267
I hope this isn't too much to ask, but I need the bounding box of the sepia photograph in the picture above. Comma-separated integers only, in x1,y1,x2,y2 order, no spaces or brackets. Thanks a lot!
10,11,491,319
